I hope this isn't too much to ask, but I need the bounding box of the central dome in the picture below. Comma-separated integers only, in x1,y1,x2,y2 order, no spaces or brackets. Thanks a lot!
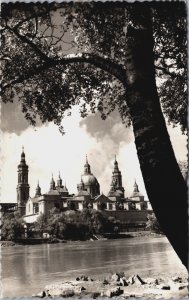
82,174,99,185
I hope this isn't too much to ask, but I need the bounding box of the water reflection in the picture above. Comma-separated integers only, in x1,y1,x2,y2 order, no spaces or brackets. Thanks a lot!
2,237,187,297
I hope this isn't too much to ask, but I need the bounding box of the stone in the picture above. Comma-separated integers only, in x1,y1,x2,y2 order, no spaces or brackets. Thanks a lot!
171,276,183,283
92,292,101,299
60,289,75,297
101,286,123,298
158,284,170,290
103,279,109,285
127,275,145,286
120,277,128,286
117,271,125,278
80,275,89,281
45,281,81,297
32,291,46,298
111,273,120,282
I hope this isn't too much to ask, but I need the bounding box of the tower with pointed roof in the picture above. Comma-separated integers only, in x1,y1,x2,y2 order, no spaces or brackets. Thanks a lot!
50,174,55,190
108,156,125,197
35,181,41,197
57,172,63,188
130,180,144,202
84,155,91,174
16,147,30,215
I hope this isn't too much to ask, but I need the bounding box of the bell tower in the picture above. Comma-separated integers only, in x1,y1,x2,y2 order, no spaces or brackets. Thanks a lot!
108,156,125,197
16,147,30,216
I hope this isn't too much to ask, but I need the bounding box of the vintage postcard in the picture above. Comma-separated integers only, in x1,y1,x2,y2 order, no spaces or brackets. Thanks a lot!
1,1,188,298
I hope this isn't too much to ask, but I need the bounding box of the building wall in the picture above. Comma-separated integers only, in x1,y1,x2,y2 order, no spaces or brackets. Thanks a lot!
24,214,39,224
102,210,152,224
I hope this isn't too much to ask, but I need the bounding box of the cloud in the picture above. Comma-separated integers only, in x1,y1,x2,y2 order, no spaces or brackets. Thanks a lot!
1,106,187,204
1,101,43,135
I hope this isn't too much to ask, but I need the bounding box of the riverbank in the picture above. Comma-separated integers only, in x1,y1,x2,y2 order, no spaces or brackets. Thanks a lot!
34,273,188,299
0,231,162,246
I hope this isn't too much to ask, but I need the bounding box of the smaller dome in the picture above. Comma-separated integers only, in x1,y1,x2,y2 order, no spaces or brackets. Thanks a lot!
82,174,99,185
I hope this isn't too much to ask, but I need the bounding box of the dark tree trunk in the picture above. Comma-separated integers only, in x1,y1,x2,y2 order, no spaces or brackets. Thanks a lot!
124,6,188,268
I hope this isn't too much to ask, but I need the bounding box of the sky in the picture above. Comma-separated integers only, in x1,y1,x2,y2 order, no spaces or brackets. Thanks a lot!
1,100,187,203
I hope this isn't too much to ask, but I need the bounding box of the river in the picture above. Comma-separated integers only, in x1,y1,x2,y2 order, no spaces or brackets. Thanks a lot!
1,236,187,297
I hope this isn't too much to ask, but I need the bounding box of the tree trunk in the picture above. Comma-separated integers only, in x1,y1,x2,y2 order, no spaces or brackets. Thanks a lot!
124,6,188,268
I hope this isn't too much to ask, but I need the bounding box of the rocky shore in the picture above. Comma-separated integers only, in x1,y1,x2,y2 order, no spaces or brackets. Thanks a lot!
34,273,188,299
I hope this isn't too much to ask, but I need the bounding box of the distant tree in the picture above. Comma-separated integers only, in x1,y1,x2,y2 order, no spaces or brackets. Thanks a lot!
1,2,187,267
178,161,188,181
1,213,25,241
146,213,164,234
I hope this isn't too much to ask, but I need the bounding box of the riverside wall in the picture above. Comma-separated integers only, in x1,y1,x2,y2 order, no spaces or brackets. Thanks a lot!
102,210,152,231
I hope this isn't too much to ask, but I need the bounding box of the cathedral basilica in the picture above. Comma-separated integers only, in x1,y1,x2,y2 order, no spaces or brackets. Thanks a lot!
16,148,152,224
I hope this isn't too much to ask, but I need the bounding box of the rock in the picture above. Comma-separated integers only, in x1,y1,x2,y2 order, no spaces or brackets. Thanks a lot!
101,287,123,298
171,276,183,283
45,281,80,297
103,279,109,285
80,275,89,281
127,275,145,285
157,284,170,290
60,289,75,297
32,291,46,298
120,277,128,286
92,292,101,299
117,271,125,278
111,273,120,282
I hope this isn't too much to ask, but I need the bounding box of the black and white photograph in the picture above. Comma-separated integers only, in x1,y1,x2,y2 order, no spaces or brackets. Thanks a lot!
1,1,188,298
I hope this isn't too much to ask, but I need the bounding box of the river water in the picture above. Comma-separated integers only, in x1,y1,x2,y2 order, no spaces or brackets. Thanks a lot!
1,236,187,297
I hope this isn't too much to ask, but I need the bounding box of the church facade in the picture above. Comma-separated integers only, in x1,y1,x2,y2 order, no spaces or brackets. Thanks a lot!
16,149,152,224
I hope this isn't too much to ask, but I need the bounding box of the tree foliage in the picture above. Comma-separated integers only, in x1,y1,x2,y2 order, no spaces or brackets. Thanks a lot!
1,213,25,241
1,2,187,132
31,209,120,240
146,213,163,234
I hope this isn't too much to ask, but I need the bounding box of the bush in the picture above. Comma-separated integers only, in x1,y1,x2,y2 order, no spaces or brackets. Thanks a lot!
30,209,121,240
146,213,164,234
1,213,25,241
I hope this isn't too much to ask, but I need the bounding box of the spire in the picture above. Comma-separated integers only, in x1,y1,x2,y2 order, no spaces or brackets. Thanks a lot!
64,181,68,191
35,180,41,197
84,155,91,174
57,171,62,187
77,176,85,191
114,155,119,171
133,180,139,193
20,146,26,164
50,174,55,190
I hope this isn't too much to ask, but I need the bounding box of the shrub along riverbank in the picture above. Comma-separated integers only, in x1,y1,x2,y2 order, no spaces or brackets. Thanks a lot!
1,208,121,242
1,208,163,243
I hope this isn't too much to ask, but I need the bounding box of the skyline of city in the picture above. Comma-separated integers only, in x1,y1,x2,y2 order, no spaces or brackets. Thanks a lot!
1,103,187,203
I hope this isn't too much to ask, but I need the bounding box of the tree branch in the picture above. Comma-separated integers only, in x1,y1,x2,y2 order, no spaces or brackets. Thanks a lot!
1,53,126,95
154,65,177,78
6,25,50,62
